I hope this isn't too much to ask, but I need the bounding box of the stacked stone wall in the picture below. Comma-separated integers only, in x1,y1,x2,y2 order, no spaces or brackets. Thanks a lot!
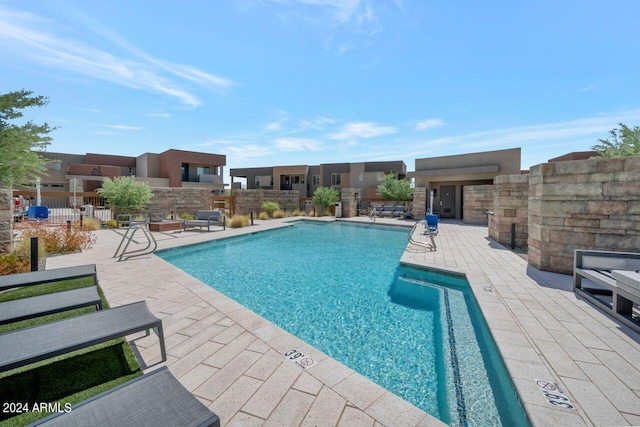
146,188,211,218
488,175,529,248
412,187,427,218
0,189,12,253
232,189,300,215
528,157,640,274
463,185,494,225
340,188,358,218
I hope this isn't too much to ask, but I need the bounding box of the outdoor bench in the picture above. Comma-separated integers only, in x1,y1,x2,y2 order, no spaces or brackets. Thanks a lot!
573,249,640,333
0,264,98,292
29,367,220,427
0,301,165,373
371,205,413,219
185,210,226,232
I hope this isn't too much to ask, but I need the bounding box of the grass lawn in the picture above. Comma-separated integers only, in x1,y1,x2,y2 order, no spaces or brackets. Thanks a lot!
0,277,142,426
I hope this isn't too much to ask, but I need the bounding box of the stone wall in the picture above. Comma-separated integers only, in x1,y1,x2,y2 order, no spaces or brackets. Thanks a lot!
232,189,300,215
340,188,358,218
146,187,212,218
488,175,529,248
0,189,12,253
412,187,427,218
463,185,494,225
528,157,640,274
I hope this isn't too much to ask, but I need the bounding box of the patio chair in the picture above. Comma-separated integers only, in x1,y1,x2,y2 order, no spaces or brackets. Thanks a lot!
0,301,165,373
425,214,439,235
185,210,225,232
29,367,220,427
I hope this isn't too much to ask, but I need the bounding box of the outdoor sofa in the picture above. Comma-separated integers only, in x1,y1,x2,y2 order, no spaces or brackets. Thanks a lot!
185,210,225,232
0,301,166,373
29,367,220,427
573,249,640,333
0,264,102,325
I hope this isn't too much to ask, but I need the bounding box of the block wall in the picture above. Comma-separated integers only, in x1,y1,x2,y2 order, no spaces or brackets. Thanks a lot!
463,185,494,225
232,189,300,215
488,175,529,248
146,187,212,218
340,188,358,218
412,187,427,218
528,157,640,274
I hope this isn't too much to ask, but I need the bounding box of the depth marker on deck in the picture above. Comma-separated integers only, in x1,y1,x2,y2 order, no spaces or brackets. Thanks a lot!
535,379,575,410
283,349,317,370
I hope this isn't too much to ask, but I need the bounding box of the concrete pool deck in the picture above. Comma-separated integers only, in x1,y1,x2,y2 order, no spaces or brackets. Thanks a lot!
44,217,640,426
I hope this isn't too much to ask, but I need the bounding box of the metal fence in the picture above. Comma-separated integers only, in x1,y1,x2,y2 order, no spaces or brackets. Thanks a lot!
12,191,113,224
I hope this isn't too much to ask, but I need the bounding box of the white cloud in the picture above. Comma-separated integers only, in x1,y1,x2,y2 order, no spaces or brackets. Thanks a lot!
328,121,396,140
108,124,143,130
275,137,321,151
0,5,233,106
146,112,171,118
225,144,274,159
415,118,444,131
266,122,283,131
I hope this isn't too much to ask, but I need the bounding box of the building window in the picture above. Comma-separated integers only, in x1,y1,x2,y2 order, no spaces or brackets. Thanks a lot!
47,162,61,170
358,172,364,182
197,166,210,176
331,173,341,186
312,175,320,186
376,172,384,181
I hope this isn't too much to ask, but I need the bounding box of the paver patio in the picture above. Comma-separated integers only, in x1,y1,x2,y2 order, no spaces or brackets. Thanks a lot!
44,217,640,426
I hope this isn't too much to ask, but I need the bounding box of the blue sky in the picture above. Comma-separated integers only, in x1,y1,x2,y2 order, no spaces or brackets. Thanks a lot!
2,0,639,183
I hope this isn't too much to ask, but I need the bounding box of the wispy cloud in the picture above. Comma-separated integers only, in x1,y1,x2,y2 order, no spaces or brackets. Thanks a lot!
0,5,233,107
225,144,275,159
328,121,396,140
146,112,171,118
415,118,444,131
266,122,283,131
108,124,143,130
275,137,321,151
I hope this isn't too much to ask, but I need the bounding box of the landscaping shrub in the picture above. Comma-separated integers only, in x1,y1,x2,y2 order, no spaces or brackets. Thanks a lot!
272,210,286,219
292,210,306,216
17,223,97,255
261,201,280,217
180,213,195,220
0,253,31,275
259,211,269,220
229,215,250,228
104,219,117,229
74,218,101,231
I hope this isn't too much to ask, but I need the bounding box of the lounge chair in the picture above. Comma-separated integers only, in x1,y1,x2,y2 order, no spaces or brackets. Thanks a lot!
573,249,640,333
185,210,225,232
0,264,98,292
0,301,165,373
0,286,102,325
29,367,220,427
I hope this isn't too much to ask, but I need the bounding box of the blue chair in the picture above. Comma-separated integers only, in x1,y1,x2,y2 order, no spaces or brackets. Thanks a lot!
425,214,438,234
27,206,49,221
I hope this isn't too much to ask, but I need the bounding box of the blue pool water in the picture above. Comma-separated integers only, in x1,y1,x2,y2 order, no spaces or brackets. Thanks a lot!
159,221,529,426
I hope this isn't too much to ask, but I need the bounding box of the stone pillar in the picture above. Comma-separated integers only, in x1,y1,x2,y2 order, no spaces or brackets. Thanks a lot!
0,189,12,254
340,188,358,218
488,175,529,247
528,157,640,274
412,187,427,218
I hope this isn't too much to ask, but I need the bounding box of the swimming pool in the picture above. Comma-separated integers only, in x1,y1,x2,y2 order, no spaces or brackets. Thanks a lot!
159,221,529,426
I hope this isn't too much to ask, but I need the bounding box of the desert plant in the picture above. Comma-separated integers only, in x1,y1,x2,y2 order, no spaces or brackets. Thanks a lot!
0,254,31,275
259,211,269,220
261,201,280,217
312,187,340,215
104,219,117,229
97,176,152,214
292,210,306,216
229,215,250,228
272,210,286,219
74,218,101,231
180,213,195,220
18,223,97,255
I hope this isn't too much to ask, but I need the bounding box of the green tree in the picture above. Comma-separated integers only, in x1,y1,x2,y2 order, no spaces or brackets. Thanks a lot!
97,176,153,214
592,123,640,158
0,90,55,188
312,186,340,216
261,201,280,217
376,173,412,205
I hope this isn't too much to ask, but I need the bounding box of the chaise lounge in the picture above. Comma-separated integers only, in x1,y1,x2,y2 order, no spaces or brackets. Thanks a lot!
0,301,165,373
573,249,640,333
29,367,220,427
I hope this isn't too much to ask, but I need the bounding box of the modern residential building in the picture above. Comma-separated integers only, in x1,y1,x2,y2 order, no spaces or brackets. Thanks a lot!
39,149,226,194
229,161,407,198
410,148,521,219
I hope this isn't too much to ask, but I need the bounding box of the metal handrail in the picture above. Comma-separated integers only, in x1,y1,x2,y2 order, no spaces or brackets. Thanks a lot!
113,223,158,261
407,220,437,251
